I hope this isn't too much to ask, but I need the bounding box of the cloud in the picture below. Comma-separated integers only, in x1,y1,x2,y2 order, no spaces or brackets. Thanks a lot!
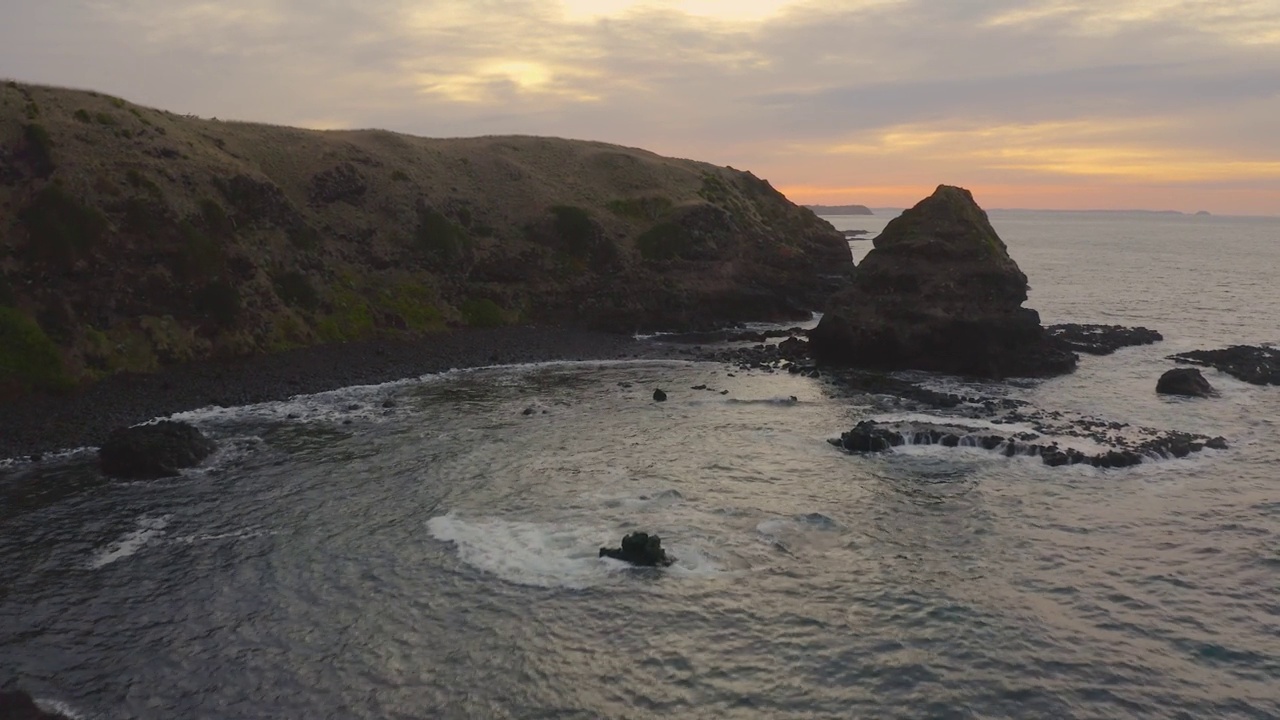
2,0,1277,212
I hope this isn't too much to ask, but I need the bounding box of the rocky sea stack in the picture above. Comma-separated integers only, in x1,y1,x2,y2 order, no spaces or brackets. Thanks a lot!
809,185,1076,378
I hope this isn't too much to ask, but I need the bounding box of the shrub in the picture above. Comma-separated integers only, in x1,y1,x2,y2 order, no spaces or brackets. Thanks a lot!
635,221,687,261
317,288,374,342
94,112,117,126
606,196,673,221
125,168,160,194
73,109,92,123
20,185,107,266
174,222,225,281
0,274,13,306
549,205,596,258
272,270,320,311
381,283,444,331
24,101,39,119
199,198,234,236
22,123,54,176
415,207,468,263
390,169,410,182
460,298,506,328
109,96,125,109
0,307,70,392
287,223,321,250
192,280,241,328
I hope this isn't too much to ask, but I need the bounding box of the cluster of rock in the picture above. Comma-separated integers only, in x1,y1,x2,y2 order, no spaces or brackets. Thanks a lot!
809,185,1077,379
832,419,1228,469
1170,345,1279,386
599,532,674,567
1047,324,1162,355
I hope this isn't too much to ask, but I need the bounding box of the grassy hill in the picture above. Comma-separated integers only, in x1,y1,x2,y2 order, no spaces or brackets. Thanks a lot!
0,81,849,397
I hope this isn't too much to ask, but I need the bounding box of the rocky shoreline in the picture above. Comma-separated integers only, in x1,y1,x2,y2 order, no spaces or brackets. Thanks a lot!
0,326,669,459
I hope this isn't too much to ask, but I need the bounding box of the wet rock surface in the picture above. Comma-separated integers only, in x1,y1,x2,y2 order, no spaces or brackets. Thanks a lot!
809,185,1077,378
98,420,217,479
599,532,674,567
0,688,72,720
1046,324,1163,355
671,328,1230,471
1169,345,1280,386
830,419,1227,469
1157,368,1215,397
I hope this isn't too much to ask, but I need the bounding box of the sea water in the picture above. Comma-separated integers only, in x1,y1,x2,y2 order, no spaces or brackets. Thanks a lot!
1,212,1278,719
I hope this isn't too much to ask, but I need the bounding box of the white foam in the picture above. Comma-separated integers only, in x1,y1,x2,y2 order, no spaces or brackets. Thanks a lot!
35,699,86,720
427,512,720,588
89,515,171,569
0,446,96,468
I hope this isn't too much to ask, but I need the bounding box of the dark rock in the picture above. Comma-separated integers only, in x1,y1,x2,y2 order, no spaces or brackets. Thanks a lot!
836,420,904,453
1206,436,1229,450
1157,368,1215,397
0,689,73,719
1046,324,1162,355
652,388,667,402
98,420,217,479
809,185,1077,378
522,407,536,416
381,399,397,408
1169,345,1280,386
599,531,674,567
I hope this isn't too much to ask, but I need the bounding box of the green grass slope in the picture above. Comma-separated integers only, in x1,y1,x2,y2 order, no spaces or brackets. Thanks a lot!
0,81,849,395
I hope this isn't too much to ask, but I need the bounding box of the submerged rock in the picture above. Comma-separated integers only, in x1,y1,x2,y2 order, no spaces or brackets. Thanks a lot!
1046,324,1163,355
600,532,674,567
98,420,217,479
1169,345,1280,386
652,388,667,402
1157,368,1215,398
0,688,73,720
809,185,1077,378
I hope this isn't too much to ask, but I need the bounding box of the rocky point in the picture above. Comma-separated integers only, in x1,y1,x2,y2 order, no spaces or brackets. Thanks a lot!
809,185,1076,378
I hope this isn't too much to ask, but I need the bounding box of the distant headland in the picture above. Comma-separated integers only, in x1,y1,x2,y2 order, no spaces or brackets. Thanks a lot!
805,204,873,215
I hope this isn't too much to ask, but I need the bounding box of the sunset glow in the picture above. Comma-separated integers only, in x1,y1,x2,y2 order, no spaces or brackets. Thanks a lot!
3,0,1277,214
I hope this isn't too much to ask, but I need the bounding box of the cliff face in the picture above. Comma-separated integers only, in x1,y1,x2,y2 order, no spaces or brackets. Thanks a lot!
809,185,1076,378
0,82,849,397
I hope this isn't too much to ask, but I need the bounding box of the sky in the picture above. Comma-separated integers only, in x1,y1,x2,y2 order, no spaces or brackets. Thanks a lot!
3,0,1279,214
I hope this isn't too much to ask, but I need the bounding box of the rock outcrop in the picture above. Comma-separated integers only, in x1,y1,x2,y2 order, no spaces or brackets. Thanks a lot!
809,185,1076,378
599,531,674,567
0,81,850,399
831,419,1227,469
0,689,72,720
1169,345,1279,386
1046,324,1163,355
98,420,217,479
1156,368,1215,397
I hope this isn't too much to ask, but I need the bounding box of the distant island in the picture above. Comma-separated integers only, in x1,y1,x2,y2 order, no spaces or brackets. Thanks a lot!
806,204,873,216
1195,210,1212,216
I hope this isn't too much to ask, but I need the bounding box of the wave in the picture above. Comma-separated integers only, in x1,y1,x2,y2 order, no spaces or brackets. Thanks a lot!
88,515,171,569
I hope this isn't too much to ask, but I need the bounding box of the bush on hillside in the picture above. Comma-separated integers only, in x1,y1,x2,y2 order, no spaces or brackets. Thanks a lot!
20,185,107,266
460,298,506,328
0,307,71,392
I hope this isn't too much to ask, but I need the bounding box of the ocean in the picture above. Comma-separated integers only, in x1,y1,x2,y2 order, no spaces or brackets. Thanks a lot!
2,211,1278,719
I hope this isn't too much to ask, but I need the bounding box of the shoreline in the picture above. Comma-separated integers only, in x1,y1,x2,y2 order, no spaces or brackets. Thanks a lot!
0,327,680,460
